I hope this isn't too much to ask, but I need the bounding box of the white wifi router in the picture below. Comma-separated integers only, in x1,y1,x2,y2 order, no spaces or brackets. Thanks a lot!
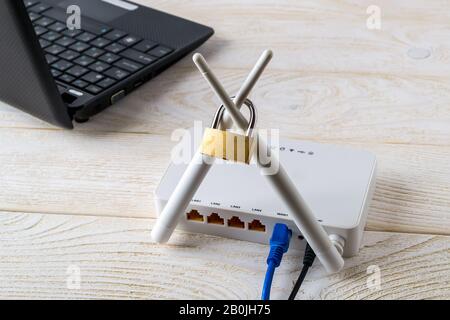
155,132,377,257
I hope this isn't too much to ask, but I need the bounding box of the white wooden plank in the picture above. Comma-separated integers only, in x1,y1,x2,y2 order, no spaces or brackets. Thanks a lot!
0,0,449,146
0,212,448,300
0,128,449,235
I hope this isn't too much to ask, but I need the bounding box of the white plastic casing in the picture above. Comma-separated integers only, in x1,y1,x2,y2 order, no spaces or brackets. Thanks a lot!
155,135,377,257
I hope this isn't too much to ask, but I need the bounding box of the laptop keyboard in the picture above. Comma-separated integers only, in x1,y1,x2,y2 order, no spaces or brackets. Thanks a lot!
24,0,174,96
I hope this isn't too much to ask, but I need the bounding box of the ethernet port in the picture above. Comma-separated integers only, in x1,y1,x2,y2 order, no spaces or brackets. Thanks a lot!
186,210,204,222
227,216,245,229
207,213,225,225
248,220,266,232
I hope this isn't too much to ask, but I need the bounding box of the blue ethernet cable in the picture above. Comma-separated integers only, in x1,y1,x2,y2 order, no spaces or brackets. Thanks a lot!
261,223,292,300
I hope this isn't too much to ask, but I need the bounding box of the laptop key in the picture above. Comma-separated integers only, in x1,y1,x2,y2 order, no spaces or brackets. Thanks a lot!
67,65,89,77
29,3,51,14
45,44,65,55
89,61,111,73
52,60,73,72
148,46,173,58
76,32,96,43
24,0,39,8
104,30,127,41
105,43,126,54
39,39,51,49
35,17,55,27
84,47,105,58
51,69,62,78
69,42,90,53
119,35,141,47
90,37,111,48
99,52,120,64
83,23,111,36
58,74,76,84
97,77,116,89
41,31,61,42
62,29,83,37
28,12,41,22
121,49,156,65
72,79,89,89
114,59,143,73
48,22,66,33
85,85,102,95
73,55,94,67
104,67,130,80
133,40,158,53
55,37,76,47
45,54,59,64
82,72,104,84
34,26,48,36
59,50,80,61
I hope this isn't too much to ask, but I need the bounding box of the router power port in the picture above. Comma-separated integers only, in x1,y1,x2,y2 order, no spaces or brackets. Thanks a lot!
248,220,266,232
207,213,225,225
227,216,245,229
186,210,204,222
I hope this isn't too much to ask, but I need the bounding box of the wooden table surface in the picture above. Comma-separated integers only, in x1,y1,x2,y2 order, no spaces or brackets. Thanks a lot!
0,0,449,299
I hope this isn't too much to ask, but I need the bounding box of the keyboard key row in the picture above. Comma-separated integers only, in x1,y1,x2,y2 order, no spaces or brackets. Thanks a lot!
29,3,51,14
59,76,117,91
32,20,173,60
27,1,174,96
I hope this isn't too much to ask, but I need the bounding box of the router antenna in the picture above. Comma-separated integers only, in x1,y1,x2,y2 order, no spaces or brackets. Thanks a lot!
152,51,344,274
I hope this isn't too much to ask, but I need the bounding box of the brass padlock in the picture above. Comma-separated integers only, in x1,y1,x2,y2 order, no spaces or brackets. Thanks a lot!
201,99,257,164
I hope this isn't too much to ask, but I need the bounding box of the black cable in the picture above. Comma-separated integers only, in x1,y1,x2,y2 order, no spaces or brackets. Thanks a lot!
289,243,316,300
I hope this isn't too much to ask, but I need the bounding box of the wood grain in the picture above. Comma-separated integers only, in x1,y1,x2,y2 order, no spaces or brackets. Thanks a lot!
3,68,450,146
0,212,448,300
1,0,449,145
0,128,448,235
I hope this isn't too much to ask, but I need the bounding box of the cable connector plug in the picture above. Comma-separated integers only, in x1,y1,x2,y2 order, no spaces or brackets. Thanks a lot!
262,223,292,300
289,243,316,300
267,223,292,267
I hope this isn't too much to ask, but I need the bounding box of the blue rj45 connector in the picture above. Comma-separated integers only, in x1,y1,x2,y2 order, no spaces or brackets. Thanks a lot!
261,223,292,300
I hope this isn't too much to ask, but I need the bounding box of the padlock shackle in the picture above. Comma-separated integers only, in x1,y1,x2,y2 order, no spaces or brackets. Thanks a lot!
211,98,257,137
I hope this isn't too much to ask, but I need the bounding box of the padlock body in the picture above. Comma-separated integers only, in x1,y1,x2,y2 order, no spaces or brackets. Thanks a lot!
201,128,254,164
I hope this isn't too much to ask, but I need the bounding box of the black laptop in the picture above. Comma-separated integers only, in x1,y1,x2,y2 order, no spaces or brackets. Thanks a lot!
0,0,213,128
